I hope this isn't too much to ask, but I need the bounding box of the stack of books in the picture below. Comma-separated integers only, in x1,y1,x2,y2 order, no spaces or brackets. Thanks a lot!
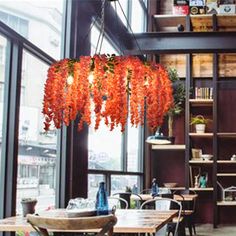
195,87,213,99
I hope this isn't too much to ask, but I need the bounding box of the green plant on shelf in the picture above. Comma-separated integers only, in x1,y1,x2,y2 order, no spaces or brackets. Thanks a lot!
190,115,211,125
190,115,212,133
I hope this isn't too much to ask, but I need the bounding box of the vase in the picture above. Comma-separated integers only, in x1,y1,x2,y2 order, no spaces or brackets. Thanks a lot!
195,124,206,133
21,200,37,217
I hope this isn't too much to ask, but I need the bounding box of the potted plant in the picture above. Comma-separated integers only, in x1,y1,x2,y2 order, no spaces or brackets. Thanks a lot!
190,115,210,133
167,68,186,142
21,198,37,217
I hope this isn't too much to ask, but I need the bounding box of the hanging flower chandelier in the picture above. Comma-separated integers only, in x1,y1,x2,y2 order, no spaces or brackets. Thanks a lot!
42,54,173,132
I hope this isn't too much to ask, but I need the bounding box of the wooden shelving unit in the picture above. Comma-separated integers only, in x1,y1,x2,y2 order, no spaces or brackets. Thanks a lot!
153,13,236,227
152,145,185,150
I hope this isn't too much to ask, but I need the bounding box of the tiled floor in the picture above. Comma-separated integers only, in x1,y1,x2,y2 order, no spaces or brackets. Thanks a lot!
186,224,236,236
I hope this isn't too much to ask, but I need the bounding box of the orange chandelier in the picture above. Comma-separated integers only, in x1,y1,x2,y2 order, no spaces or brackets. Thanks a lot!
42,54,173,132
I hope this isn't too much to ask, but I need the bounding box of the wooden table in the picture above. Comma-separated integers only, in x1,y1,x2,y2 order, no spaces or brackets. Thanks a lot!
0,209,177,234
131,194,198,202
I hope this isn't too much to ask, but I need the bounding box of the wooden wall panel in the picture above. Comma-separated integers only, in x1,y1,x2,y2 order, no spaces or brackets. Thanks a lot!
192,54,213,78
218,15,236,32
159,54,186,77
160,0,172,15
191,15,213,32
219,54,236,77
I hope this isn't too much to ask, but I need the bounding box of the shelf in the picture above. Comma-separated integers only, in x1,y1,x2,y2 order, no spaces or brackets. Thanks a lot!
189,99,213,107
217,133,236,138
189,160,213,164
152,145,185,150
217,173,236,177
189,187,214,191
217,201,236,206
169,187,185,190
189,133,213,137
153,14,186,28
217,160,236,164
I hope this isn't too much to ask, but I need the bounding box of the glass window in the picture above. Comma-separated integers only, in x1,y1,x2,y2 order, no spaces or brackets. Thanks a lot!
88,174,105,199
90,26,118,55
89,26,121,171
16,51,57,214
0,35,7,164
110,175,140,195
127,121,142,172
0,1,64,59
131,0,145,33
0,45,5,64
110,0,129,27
88,121,122,171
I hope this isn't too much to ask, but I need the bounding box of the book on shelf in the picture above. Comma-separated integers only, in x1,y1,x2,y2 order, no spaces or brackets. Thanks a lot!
195,87,213,99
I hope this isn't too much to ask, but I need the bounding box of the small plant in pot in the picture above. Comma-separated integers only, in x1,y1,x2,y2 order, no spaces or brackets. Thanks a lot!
21,198,37,217
190,115,211,133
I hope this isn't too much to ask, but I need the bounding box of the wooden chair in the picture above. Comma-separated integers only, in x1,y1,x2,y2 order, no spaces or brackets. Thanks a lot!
140,198,182,236
27,213,117,236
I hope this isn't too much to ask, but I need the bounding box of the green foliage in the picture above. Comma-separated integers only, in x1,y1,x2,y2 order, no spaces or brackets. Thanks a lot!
190,115,211,125
168,68,186,116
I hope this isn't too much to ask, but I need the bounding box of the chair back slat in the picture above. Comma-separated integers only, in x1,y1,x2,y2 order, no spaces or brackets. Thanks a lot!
27,214,117,236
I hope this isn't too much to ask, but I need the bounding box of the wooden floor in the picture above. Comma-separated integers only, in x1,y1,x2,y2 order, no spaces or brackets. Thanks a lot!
186,224,236,236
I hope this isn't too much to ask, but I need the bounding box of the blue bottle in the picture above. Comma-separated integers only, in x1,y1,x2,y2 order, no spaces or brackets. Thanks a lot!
95,182,108,215
151,178,159,196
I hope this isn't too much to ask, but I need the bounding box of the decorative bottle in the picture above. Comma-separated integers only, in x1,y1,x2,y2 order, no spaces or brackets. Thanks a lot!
95,182,108,215
151,178,158,196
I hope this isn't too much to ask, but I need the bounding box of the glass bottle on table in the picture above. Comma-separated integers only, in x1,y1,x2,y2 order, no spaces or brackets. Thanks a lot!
151,178,159,197
95,182,108,215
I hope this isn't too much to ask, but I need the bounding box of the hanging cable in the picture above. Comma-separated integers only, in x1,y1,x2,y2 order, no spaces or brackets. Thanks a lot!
114,0,123,55
117,0,144,56
95,0,106,54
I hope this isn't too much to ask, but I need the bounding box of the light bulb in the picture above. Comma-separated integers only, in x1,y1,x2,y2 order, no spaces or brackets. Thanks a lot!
88,72,94,84
67,75,74,85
